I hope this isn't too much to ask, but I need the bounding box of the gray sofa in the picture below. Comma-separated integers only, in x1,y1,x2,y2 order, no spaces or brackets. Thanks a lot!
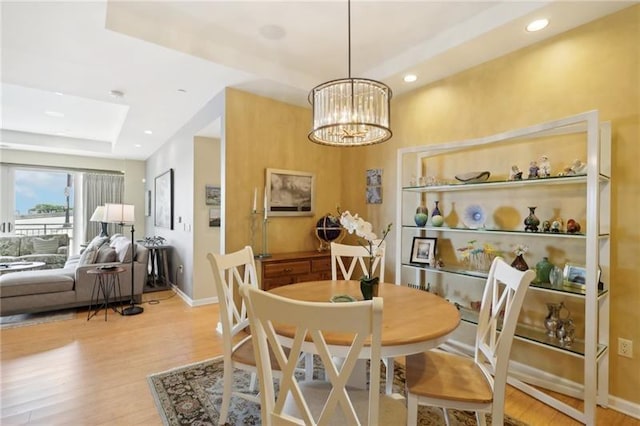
0,234,69,269
0,234,148,316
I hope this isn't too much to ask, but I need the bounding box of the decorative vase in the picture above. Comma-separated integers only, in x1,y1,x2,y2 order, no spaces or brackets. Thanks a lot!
549,266,564,287
414,205,428,227
524,206,540,232
557,318,575,346
511,254,529,272
360,276,380,300
535,257,554,284
544,302,562,337
431,201,441,217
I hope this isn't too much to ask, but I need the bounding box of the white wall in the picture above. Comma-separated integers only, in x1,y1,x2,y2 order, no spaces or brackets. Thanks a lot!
145,90,225,301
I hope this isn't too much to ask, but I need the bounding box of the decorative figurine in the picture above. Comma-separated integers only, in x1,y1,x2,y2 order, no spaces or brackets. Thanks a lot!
539,155,551,177
542,220,551,232
570,159,587,175
528,161,539,179
509,165,523,181
566,218,581,233
551,220,562,233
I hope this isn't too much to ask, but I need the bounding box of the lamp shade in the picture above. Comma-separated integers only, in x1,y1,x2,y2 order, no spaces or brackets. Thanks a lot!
89,205,106,222
104,203,135,225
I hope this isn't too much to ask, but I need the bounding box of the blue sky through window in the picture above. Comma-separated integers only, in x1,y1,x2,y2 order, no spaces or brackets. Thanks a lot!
14,170,74,215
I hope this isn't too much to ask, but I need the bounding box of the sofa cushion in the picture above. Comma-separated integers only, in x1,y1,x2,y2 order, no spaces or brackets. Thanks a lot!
95,245,117,263
111,238,132,263
78,244,99,265
19,234,69,256
0,270,74,297
0,237,21,257
33,237,60,254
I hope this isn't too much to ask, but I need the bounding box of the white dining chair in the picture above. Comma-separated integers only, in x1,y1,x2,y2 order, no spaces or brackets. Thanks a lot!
330,241,395,395
240,283,406,425
330,241,385,281
405,257,535,425
206,246,268,425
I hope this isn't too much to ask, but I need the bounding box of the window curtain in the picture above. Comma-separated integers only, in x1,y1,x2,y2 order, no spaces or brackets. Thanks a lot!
83,173,124,241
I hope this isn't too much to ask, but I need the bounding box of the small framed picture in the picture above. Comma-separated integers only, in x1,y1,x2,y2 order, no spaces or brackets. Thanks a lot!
205,185,221,206
563,263,600,289
410,237,437,265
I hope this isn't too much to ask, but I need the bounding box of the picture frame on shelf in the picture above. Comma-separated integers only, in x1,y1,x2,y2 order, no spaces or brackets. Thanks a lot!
154,169,174,229
563,263,600,290
410,237,437,265
266,168,315,217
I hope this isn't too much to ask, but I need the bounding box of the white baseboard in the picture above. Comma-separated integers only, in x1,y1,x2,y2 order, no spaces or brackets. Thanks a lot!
170,284,218,307
442,340,640,420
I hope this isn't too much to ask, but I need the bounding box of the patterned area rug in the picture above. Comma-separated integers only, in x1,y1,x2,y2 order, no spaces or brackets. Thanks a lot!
0,309,76,329
148,356,528,425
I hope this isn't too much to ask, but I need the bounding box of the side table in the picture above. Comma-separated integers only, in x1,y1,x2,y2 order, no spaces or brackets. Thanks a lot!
144,244,172,290
87,266,125,321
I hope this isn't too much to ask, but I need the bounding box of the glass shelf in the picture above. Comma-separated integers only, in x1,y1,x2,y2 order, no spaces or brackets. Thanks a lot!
458,307,607,358
401,262,606,297
400,225,596,239
403,174,609,192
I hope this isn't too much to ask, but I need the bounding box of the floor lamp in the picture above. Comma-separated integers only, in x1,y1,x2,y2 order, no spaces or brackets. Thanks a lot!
104,203,143,316
89,205,108,237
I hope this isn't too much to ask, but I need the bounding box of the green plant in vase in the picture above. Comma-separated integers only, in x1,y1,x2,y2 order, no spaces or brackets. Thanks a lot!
338,208,392,300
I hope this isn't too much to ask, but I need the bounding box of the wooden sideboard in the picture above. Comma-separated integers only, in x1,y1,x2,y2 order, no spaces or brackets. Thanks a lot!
256,251,337,291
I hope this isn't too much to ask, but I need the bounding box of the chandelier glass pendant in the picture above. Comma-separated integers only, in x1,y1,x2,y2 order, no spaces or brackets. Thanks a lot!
308,0,392,146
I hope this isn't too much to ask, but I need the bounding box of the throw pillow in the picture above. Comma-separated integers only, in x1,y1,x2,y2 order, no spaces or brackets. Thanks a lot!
87,235,108,250
112,238,132,263
78,244,100,266
33,238,59,254
95,245,117,263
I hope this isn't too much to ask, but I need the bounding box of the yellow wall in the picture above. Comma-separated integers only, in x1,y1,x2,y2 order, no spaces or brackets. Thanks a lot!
340,6,639,403
224,88,344,254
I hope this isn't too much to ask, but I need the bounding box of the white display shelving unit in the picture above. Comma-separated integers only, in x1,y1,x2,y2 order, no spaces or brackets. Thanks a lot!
394,110,610,425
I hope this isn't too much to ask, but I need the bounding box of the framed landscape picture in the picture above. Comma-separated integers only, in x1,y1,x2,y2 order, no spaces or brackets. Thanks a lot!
154,169,174,229
205,185,221,206
410,237,437,265
266,168,315,217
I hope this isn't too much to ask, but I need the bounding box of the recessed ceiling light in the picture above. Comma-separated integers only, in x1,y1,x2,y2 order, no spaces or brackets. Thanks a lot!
403,74,418,83
135,144,142,148
177,89,187,93
110,90,125,98
45,110,65,118
144,130,153,135
55,92,64,96
526,18,549,32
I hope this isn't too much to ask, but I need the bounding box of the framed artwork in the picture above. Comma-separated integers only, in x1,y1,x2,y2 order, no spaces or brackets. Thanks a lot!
205,185,221,206
266,168,314,217
144,190,151,217
410,237,437,265
366,168,383,204
209,208,221,227
563,263,600,290
154,169,174,229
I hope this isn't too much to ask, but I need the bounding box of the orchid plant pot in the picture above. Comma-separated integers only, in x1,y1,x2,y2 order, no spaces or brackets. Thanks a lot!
360,276,379,300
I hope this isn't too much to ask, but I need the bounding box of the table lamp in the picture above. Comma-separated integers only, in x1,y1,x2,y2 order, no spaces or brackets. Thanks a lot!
89,205,108,237
104,203,143,316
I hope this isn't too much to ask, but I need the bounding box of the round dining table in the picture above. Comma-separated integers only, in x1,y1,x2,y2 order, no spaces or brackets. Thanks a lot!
268,280,461,358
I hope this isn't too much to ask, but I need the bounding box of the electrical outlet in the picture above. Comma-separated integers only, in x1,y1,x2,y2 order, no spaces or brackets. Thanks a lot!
178,265,184,273
618,338,633,358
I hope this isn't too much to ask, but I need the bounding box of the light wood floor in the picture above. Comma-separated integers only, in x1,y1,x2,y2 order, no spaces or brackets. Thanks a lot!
1,290,637,425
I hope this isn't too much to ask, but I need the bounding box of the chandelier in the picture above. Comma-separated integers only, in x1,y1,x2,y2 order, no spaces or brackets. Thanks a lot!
308,0,392,147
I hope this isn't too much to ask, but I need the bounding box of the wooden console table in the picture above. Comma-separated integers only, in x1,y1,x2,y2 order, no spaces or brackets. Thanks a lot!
256,251,336,291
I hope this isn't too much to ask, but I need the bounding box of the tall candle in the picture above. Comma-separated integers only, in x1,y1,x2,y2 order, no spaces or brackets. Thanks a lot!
263,186,268,220
252,187,257,212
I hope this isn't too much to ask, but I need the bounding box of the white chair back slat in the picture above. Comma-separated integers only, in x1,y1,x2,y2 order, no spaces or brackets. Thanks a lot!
240,284,384,426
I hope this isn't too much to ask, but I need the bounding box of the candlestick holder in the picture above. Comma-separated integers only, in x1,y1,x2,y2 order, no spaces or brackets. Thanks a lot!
251,211,271,259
